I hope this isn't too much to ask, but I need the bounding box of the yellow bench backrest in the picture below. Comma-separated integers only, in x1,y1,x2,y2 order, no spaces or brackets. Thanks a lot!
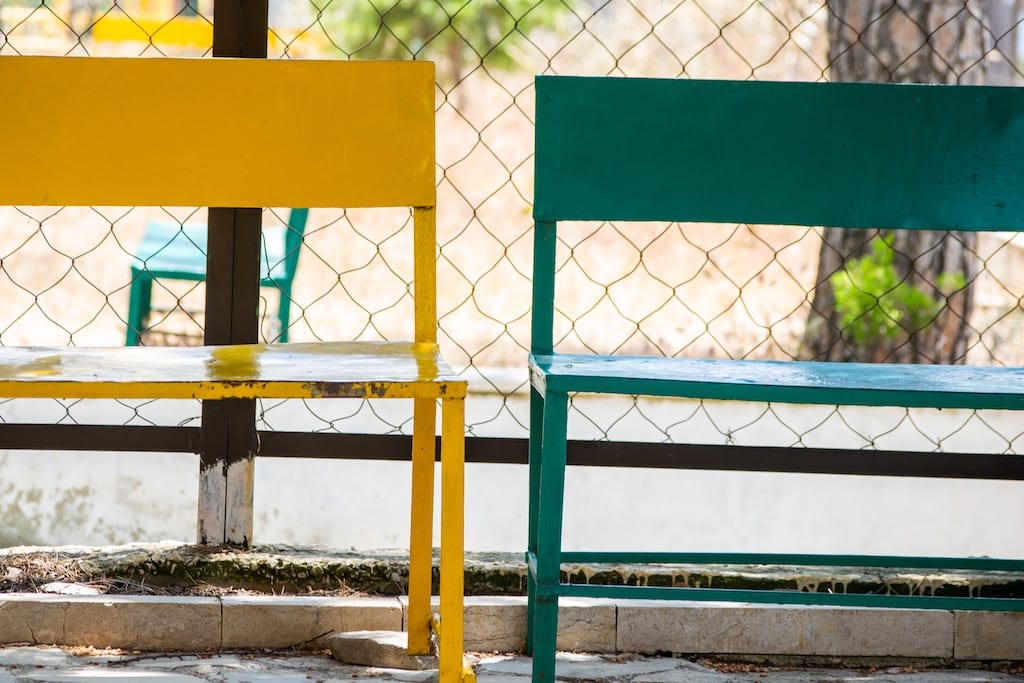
0,56,437,342
1,57,434,208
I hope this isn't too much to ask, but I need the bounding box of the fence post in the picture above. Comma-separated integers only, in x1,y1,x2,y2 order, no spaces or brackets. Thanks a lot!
196,0,268,546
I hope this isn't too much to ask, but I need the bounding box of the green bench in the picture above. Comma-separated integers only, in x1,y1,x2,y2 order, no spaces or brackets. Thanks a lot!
527,75,1024,682
125,207,309,345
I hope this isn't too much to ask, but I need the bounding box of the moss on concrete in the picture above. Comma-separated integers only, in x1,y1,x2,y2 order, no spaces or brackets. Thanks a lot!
2,542,1023,599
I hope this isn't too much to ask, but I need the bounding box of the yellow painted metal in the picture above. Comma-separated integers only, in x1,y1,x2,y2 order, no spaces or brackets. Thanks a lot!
431,614,477,683
439,397,466,683
2,54,467,677
0,57,435,209
0,342,465,400
414,207,438,345
407,397,437,655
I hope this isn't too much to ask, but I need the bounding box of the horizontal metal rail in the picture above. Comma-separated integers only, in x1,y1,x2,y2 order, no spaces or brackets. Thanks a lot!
550,582,1024,611
1,425,1022,480
559,551,1024,572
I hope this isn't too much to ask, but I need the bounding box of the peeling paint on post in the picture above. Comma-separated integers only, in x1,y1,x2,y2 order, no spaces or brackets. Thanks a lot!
225,458,255,545
197,459,227,545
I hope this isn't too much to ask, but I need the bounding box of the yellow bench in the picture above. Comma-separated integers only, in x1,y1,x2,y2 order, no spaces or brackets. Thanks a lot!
0,56,468,682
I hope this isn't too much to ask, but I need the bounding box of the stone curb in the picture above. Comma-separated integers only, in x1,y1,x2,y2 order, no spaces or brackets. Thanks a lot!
0,593,1021,660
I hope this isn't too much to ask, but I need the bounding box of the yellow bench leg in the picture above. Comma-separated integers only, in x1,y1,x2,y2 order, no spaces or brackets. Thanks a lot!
408,397,436,655
439,396,466,683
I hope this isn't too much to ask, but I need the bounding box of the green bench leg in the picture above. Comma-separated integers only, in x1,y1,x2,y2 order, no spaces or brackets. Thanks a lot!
526,386,545,653
530,390,568,683
125,270,153,346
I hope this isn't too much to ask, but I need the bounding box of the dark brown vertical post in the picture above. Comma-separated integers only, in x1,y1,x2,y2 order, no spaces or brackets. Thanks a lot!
197,0,268,546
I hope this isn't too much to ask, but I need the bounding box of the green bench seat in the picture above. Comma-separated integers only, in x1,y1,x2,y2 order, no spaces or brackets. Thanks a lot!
532,353,1024,410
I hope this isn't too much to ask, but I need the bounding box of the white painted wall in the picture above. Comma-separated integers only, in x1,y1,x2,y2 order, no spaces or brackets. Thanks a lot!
2,387,1023,558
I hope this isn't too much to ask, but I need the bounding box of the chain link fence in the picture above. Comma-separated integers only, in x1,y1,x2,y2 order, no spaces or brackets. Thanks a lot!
2,0,1024,547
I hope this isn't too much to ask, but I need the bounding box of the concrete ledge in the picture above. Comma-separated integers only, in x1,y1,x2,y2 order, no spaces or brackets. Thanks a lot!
0,594,69,645
955,610,1024,660
63,596,221,651
459,596,616,653
617,600,954,658
222,595,402,649
0,595,223,651
0,592,1020,661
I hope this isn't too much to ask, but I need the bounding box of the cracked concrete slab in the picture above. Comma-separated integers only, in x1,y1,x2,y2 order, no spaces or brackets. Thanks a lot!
221,595,402,649
328,630,439,670
0,594,68,645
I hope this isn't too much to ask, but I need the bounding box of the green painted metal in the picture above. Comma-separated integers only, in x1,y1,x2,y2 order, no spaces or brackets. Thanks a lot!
530,389,568,683
525,387,545,653
126,208,309,345
552,582,1024,612
531,353,1024,410
527,75,1024,681
534,76,1024,229
529,222,557,356
561,551,1024,572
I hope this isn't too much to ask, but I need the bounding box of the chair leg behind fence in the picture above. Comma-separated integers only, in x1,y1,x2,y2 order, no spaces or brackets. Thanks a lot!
125,270,153,346
276,286,292,343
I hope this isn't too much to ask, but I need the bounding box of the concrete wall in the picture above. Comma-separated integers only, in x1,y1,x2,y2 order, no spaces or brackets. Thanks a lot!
2,389,1023,557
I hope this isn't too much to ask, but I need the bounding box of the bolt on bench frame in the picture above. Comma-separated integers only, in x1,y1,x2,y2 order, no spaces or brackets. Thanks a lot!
527,75,1024,683
0,56,468,682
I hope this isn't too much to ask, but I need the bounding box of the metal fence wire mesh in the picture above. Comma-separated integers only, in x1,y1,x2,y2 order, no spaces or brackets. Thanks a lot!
3,0,1024,456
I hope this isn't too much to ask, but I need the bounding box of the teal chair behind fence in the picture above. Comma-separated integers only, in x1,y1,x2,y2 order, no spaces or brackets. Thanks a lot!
125,208,309,345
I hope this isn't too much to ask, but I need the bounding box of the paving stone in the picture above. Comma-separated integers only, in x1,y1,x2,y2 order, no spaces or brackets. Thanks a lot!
464,596,527,653
406,596,614,653
632,657,732,682
129,654,251,670
798,606,952,658
0,645,75,667
61,596,221,651
616,600,704,654
616,601,953,658
328,630,438,671
559,598,617,653
632,667,732,683
475,655,533,676
0,595,69,645
954,611,1024,660
18,672,204,682
1,649,1021,682
222,595,402,649
551,652,681,679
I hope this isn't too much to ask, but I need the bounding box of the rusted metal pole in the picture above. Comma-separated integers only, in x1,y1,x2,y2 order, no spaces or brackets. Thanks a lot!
197,0,268,546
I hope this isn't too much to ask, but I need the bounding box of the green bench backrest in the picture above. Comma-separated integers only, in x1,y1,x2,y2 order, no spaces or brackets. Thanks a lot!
533,76,1024,231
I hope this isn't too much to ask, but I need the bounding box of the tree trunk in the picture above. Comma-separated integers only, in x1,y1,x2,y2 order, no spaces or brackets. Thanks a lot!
800,0,988,363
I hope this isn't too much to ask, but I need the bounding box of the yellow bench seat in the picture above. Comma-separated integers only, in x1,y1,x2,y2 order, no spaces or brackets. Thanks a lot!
0,341,465,401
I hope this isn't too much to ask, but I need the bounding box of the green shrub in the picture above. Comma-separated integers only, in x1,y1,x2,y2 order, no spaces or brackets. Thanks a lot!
830,236,965,348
